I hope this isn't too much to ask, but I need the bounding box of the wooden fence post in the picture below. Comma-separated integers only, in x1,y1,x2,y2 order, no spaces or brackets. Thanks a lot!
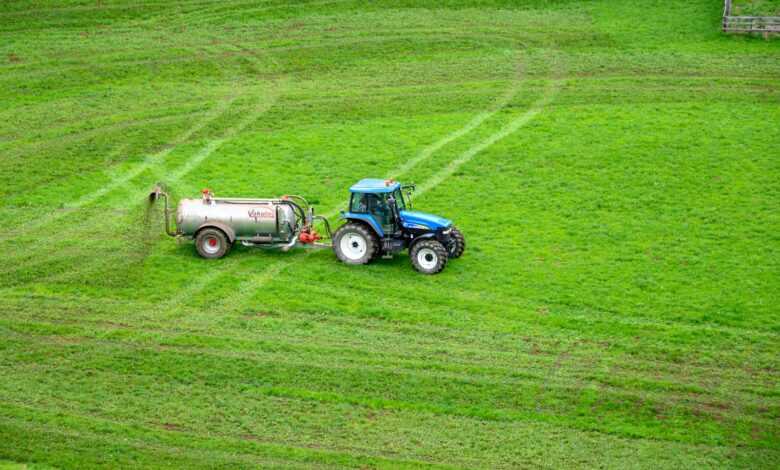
723,0,731,31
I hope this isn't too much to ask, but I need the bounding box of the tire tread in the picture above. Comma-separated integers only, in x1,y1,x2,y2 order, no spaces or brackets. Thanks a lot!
449,226,466,258
194,227,231,259
410,239,448,274
333,222,379,265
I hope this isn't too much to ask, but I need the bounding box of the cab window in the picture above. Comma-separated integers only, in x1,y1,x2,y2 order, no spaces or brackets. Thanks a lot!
351,193,394,227
350,193,388,213
350,193,366,213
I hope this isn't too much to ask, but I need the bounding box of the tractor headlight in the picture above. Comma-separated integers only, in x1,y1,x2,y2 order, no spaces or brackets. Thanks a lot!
442,228,452,235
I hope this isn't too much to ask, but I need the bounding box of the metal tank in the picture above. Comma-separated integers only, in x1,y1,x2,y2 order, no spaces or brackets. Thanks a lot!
148,185,331,259
176,197,298,244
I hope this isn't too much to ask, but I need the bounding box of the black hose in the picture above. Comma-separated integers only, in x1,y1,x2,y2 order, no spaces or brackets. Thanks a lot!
280,200,305,231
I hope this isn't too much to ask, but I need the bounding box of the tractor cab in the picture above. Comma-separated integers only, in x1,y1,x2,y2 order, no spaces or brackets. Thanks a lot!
335,178,465,274
345,179,405,236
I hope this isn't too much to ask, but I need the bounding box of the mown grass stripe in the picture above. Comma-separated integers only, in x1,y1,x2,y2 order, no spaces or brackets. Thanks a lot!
2,324,777,433
1,313,775,411
0,406,453,469
2,329,776,448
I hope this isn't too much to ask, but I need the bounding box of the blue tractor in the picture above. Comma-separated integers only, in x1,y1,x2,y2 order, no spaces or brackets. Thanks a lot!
333,178,465,274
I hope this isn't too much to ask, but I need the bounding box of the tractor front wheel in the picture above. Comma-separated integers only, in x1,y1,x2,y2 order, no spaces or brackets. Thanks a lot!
333,222,378,265
410,239,448,274
448,226,465,258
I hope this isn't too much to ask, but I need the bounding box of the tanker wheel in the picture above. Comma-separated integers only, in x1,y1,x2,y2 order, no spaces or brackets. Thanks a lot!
195,228,231,259
410,239,448,275
448,226,466,258
333,222,378,265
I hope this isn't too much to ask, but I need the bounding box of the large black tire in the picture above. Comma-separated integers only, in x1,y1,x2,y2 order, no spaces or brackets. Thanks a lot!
448,226,465,258
410,239,448,274
195,227,231,259
333,222,379,265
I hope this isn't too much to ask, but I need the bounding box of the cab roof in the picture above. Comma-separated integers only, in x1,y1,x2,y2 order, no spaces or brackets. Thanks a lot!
349,178,401,193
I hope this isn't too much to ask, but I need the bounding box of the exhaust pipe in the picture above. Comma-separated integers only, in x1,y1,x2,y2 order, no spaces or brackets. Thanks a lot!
279,234,299,252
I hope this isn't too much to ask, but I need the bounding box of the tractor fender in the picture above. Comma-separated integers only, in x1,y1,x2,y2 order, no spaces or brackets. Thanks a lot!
341,212,384,237
409,232,437,250
195,221,236,243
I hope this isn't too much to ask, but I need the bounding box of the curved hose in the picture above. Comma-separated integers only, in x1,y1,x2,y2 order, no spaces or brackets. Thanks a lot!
312,215,333,239
285,195,310,212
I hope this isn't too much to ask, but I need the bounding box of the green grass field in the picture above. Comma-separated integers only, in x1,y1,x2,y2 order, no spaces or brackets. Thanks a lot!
1,0,779,468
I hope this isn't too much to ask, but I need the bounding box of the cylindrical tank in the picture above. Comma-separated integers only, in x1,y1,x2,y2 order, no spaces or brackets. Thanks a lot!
176,197,298,243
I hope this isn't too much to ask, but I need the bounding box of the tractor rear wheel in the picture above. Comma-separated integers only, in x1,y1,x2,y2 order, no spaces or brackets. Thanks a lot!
448,226,465,258
333,222,378,265
195,227,231,259
410,239,448,274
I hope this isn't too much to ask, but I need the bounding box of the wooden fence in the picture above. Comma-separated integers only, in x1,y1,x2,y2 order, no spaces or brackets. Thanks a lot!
723,0,780,34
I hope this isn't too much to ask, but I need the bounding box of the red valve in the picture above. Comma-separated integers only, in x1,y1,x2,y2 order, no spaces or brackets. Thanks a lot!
299,228,321,244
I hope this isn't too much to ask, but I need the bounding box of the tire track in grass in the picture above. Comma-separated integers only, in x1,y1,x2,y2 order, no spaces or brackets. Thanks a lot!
0,98,237,275
166,96,274,184
8,324,777,450
0,96,236,243
0,410,349,470
415,78,560,199
9,77,274,245
7,329,776,431
0,109,209,159
6,295,779,404
0,15,507,81
386,68,524,180
6,293,778,407
0,0,219,17
4,81,282,285
176,57,545,315
3,41,276,221
23,46,286,286
233,78,557,309
0,402,446,469
182,0,353,28
69,96,240,209
2,38,279,245
33,87,283,286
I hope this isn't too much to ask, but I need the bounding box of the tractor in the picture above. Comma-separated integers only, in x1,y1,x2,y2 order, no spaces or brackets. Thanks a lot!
333,179,465,274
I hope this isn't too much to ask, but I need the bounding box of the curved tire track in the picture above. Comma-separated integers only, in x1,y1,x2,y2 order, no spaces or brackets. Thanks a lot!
174,54,551,314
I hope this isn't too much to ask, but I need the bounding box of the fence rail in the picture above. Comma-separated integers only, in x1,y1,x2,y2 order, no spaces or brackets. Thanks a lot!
724,15,780,32
722,0,780,34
